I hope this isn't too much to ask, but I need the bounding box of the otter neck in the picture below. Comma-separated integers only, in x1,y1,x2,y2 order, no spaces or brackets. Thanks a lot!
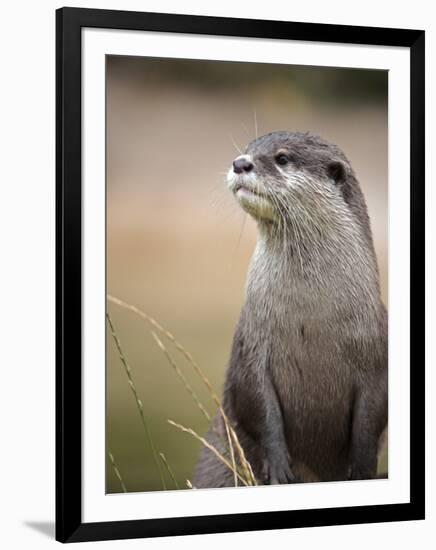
244,217,381,318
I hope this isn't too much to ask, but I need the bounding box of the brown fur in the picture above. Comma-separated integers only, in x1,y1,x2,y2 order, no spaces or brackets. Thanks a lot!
194,132,388,487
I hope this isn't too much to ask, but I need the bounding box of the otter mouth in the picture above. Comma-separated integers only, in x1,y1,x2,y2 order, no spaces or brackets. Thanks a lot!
227,169,276,222
233,182,265,199
232,182,276,222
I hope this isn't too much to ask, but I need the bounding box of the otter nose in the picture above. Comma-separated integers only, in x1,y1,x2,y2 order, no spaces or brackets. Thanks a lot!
233,157,254,174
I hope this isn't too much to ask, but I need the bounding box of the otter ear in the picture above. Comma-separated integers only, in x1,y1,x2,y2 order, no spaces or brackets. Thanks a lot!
327,160,347,185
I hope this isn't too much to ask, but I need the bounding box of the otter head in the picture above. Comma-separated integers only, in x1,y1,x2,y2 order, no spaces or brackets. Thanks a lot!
227,131,363,236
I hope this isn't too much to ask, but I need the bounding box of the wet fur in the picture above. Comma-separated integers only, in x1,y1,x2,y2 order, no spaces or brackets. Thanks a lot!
194,132,388,487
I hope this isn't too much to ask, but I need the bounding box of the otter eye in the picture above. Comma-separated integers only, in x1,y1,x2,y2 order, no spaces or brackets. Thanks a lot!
275,154,288,166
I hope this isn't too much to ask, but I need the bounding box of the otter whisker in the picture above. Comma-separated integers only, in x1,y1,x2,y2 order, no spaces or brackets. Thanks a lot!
253,108,258,139
266,190,288,257
229,133,243,155
272,190,304,270
240,121,251,139
230,213,248,267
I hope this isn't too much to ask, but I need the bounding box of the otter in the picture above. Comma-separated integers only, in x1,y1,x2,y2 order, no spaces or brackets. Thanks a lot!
194,131,387,487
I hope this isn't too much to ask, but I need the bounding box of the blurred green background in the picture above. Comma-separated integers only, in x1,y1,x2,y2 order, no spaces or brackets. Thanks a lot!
106,56,388,493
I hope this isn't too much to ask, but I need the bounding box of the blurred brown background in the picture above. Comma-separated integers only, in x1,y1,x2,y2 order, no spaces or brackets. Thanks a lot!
106,56,388,493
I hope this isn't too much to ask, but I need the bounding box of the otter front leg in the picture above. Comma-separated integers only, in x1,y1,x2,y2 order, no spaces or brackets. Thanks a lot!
225,331,296,485
349,383,387,480
259,374,298,485
231,371,296,484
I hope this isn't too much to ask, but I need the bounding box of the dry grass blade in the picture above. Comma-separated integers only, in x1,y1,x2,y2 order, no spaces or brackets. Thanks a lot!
151,330,239,486
222,414,256,486
223,419,238,487
230,425,257,485
106,313,167,490
107,295,257,486
107,295,217,400
168,420,249,487
151,331,211,422
159,452,180,490
108,450,127,493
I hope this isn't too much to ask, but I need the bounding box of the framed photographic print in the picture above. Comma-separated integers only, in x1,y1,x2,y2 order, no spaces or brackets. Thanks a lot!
56,7,425,543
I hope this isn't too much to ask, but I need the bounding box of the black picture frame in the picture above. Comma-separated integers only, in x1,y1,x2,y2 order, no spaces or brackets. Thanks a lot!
56,7,425,543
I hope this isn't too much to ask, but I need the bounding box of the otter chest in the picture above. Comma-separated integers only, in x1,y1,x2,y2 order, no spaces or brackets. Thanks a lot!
246,271,354,445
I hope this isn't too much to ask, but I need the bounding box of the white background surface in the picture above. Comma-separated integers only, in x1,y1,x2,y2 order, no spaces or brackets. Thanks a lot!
0,0,433,548
82,28,411,523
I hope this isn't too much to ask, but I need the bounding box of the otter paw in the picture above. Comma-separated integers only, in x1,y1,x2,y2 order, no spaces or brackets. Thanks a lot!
262,456,299,485
348,465,377,481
